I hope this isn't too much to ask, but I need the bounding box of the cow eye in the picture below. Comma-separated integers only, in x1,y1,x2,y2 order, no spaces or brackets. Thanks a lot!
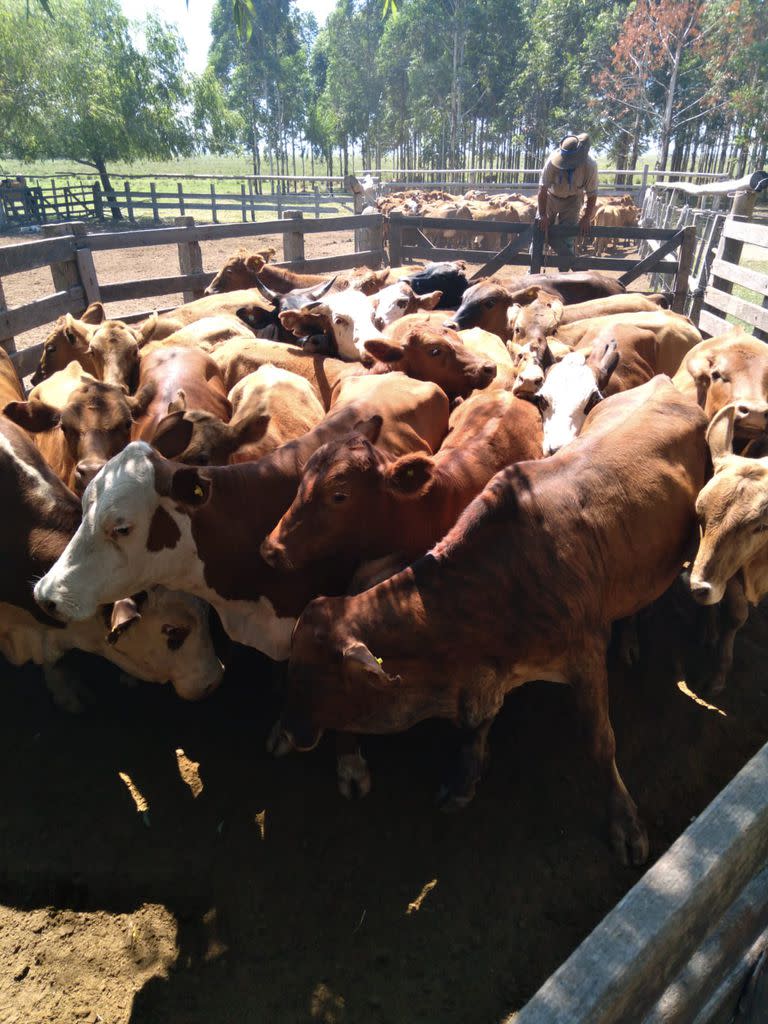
162,624,189,650
484,299,495,308
331,492,347,504
429,347,441,357
397,299,407,308
110,524,132,539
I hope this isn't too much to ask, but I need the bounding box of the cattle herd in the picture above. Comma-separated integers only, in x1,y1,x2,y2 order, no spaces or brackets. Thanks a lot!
3,236,766,869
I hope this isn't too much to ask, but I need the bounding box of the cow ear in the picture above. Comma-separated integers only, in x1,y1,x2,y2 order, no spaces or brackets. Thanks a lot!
417,290,443,310
234,413,270,447
364,339,403,363
245,253,267,272
2,399,60,433
593,339,620,392
135,313,158,347
81,302,105,325
63,314,90,351
352,414,382,445
169,465,211,506
106,594,146,645
506,303,523,331
548,299,564,323
278,310,305,334
127,381,156,421
509,285,543,306
342,641,399,689
384,453,435,497
152,411,195,460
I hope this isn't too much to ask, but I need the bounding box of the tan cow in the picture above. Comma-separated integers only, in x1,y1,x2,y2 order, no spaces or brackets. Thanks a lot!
29,302,105,385
555,310,701,376
0,347,24,407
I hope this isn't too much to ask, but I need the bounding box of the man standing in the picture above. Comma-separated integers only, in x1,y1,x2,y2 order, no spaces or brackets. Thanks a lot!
538,133,599,269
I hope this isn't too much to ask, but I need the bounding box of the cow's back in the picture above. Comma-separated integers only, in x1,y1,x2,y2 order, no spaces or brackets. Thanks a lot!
0,348,23,408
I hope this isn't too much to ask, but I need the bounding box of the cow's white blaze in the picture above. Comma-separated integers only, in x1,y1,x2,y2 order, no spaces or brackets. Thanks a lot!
538,352,602,456
323,289,384,360
372,282,413,329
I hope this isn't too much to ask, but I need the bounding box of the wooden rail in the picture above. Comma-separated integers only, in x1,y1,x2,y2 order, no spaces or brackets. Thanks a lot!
699,218,768,340
512,739,768,1024
0,212,387,376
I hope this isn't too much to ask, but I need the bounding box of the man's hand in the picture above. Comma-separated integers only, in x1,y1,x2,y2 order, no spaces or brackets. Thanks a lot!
578,213,592,238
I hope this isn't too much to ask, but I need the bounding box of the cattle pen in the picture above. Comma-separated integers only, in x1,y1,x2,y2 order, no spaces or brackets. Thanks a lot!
0,200,768,1023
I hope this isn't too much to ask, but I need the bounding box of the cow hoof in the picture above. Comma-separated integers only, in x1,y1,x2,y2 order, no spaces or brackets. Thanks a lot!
436,785,474,812
337,752,371,800
610,812,649,867
266,719,292,757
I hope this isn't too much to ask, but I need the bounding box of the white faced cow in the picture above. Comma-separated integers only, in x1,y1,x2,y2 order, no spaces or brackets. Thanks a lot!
371,282,443,331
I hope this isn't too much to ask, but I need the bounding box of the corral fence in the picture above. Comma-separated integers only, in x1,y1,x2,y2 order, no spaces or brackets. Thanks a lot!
388,211,697,312
0,174,353,228
0,211,386,377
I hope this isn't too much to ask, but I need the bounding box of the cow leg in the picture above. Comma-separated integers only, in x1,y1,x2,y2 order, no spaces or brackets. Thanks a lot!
335,732,370,800
437,716,494,812
706,577,748,696
571,650,649,866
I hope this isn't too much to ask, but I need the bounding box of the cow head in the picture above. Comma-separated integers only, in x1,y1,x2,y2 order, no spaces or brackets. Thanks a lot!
365,318,496,399
688,402,768,607
86,315,156,391
279,288,384,361
533,341,619,456
30,303,104,386
685,333,768,424
102,587,224,700
372,282,442,331
151,402,270,466
34,443,208,622
508,288,564,350
4,379,155,495
261,417,384,571
204,248,277,296
444,281,512,337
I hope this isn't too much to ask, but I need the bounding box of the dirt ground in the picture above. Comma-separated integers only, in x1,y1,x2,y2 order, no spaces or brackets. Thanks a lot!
1,596,767,1024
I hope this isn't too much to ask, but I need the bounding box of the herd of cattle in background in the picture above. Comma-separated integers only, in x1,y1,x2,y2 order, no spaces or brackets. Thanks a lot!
373,189,640,253
3,203,767,868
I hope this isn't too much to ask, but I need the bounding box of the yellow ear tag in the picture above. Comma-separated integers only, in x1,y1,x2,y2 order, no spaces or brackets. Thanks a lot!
375,657,383,665
194,485,204,498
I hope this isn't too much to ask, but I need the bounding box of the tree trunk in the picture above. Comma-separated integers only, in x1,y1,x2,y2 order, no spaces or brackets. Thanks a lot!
657,33,684,172
93,156,122,221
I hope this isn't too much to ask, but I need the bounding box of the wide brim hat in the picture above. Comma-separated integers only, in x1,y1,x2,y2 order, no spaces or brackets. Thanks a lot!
551,133,591,170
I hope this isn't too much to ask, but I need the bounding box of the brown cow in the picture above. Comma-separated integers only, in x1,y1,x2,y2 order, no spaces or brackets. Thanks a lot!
275,377,707,865
0,347,24,407
3,367,154,495
204,251,390,297
152,364,325,467
34,373,450,664
29,302,105,386
262,387,542,573
151,290,276,340
364,315,497,399
510,288,669,348
133,346,232,444
446,272,626,337
555,310,701,376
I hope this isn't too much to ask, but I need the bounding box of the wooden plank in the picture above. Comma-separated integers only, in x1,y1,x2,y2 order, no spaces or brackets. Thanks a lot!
698,308,732,338
642,866,768,1024
573,257,679,274
282,210,305,262
514,741,768,1024
722,218,768,249
401,245,508,263
0,236,76,277
472,224,535,280
703,287,768,333
400,215,533,233
74,246,101,304
710,258,768,296
0,287,85,337
618,231,683,287
282,250,386,274
99,273,212,304
11,342,44,378
672,225,697,314
0,277,16,353
175,215,204,303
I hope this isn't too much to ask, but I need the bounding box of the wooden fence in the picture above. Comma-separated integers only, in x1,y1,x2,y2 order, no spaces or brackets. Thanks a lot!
388,212,697,312
698,217,768,341
0,180,353,228
0,212,386,377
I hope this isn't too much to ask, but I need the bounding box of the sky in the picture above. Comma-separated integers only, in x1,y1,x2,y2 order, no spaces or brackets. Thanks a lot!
120,0,337,75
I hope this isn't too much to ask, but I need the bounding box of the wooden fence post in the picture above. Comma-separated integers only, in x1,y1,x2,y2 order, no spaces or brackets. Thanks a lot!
150,182,160,224
41,220,100,308
0,278,16,354
175,216,205,302
388,211,403,266
240,184,247,222
210,183,218,224
314,187,321,219
282,210,305,263
177,182,185,217
124,181,135,222
639,164,649,204
92,183,104,221
672,224,697,314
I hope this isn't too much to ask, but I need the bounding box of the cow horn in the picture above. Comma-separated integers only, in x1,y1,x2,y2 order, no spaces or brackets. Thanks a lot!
253,278,279,305
307,276,337,300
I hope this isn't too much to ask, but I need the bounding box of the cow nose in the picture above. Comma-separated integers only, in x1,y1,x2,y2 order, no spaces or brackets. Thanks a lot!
74,460,103,495
373,316,385,331
260,536,289,570
40,598,58,617
443,319,459,329
688,578,714,604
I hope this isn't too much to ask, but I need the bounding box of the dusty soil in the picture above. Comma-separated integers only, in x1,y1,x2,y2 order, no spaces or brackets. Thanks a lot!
1,598,767,1024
